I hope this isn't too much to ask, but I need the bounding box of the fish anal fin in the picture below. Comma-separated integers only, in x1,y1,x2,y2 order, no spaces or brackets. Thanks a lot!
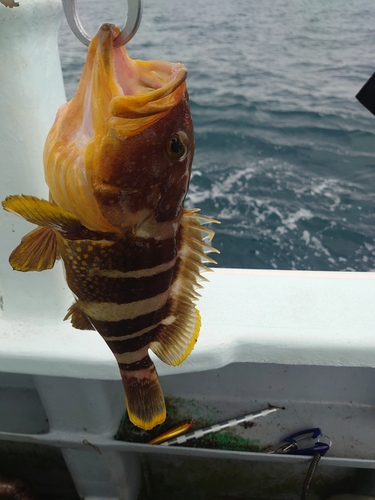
2,195,82,233
9,227,58,272
64,302,95,331
150,306,201,366
120,362,166,430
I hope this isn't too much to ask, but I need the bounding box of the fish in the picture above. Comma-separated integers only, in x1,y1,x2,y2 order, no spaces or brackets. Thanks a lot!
2,23,218,430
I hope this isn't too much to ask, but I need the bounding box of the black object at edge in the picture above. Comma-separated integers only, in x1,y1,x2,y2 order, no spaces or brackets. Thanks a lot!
356,72,375,116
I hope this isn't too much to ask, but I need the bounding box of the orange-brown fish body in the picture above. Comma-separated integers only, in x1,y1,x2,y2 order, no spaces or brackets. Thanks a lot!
2,24,218,430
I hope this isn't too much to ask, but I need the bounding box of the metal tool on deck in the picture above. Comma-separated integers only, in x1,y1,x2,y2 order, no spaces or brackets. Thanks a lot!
61,0,142,47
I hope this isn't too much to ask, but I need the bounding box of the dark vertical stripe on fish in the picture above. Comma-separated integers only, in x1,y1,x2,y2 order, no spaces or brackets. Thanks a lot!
67,267,176,303
89,302,170,337
118,356,154,371
60,235,179,273
104,327,159,353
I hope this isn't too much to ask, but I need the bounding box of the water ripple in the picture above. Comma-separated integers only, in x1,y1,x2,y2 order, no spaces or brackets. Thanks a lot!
58,0,375,271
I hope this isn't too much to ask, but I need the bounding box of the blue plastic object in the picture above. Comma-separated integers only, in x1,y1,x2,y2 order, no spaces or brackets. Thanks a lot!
278,428,330,456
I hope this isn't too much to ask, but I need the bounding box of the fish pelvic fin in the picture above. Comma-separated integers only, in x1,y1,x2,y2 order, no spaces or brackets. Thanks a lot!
64,302,96,331
9,227,59,272
120,360,166,430
2,195,83,233
150,209,219,366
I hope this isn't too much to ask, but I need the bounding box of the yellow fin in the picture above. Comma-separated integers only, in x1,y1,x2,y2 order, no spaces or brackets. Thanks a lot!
9,227,58,272
150,209,217,366
150,306,201,366
120,362,166,430
150,209,220,366
64,302,95,331
2,195,82,232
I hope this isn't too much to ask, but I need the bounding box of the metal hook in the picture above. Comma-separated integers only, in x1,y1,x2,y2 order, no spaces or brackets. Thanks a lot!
61,0,142,48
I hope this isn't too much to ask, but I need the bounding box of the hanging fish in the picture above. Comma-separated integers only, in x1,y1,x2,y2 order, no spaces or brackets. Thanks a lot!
2,24,218,430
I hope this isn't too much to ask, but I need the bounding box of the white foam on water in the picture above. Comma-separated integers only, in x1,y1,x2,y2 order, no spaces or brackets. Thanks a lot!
186,155,375,270
277,208,314,232
301,230,311,245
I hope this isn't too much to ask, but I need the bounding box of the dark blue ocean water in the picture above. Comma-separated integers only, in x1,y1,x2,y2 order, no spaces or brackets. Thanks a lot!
58,0,375,271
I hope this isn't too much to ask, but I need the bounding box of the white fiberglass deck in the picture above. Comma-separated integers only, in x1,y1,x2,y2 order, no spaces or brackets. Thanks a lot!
1,268,375,380
2,268,375,500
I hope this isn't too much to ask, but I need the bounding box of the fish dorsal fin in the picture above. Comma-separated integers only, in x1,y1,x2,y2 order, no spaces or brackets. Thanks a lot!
64,302,96,331
9,226,59,272
2,195,82,233
150,209,219,366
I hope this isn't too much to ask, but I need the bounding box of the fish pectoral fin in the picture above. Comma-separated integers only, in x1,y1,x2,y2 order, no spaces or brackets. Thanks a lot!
64,302,95,331
9,227,59,272
2,195,83,232
150,306,201,367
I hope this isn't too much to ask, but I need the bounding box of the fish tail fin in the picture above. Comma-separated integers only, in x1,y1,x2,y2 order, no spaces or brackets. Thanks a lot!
119,358,166,430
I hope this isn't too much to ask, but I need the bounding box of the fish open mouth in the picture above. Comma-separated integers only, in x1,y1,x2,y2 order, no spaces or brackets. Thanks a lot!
90,23,188,125
112,42,186,99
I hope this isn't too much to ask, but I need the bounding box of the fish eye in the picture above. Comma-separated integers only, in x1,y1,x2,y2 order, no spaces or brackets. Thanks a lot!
166,131,189,161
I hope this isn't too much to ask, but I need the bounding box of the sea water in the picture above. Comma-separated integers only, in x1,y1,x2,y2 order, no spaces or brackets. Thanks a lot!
58,0,375,271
